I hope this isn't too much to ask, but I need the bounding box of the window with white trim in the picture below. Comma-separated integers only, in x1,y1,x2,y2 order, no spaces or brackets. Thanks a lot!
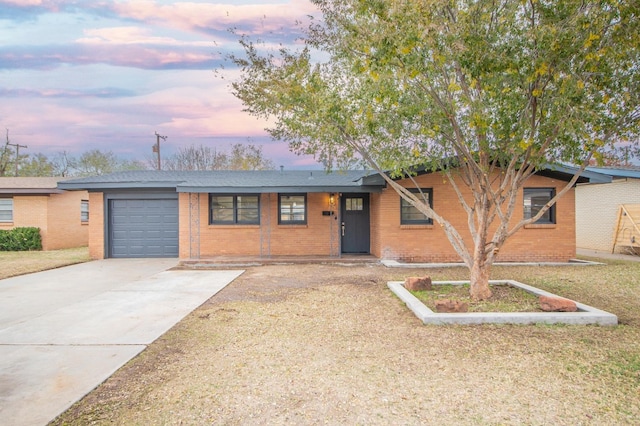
81,200,89,223
0,198,13,222
279,194,307,224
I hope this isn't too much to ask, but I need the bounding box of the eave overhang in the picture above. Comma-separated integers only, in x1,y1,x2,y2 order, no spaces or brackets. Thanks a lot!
176,185,382,193
0,189,65,195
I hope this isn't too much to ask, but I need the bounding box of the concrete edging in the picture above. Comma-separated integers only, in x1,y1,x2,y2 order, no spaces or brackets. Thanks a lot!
381,259,604,268
388,280,618,326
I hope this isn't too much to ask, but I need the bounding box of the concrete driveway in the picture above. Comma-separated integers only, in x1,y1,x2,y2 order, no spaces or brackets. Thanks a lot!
0,259,243,426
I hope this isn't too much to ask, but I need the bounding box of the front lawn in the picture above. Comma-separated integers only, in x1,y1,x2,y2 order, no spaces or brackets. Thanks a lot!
0,247,91,280
51,258,640,424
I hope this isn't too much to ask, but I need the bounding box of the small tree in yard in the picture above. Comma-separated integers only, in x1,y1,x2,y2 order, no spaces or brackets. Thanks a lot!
227,0,639,300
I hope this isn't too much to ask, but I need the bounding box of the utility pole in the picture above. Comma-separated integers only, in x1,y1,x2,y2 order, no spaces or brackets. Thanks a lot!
153,132,167,170
7,137,27,177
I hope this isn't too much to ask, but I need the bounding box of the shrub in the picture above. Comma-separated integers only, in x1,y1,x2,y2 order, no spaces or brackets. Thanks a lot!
0,227,42,251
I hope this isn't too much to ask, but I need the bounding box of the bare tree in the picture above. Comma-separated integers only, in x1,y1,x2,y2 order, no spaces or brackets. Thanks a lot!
162,143,275,171
163,145,228,171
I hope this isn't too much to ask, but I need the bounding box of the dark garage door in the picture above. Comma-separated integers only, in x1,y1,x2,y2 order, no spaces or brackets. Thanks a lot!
108,198,178,258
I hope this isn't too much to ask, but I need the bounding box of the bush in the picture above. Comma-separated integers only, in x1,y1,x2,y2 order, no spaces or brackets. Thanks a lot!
0,227,42,251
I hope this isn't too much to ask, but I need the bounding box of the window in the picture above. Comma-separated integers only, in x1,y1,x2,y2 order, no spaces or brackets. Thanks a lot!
523,188,555,224
279,194,306,224
345,197,364,211
401,189,433,225
0,198,13,222
210,194,260,224
81,200,89,223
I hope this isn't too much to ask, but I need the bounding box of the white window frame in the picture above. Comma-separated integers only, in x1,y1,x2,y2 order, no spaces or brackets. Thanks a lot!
0,198,13,223
81,200,89,223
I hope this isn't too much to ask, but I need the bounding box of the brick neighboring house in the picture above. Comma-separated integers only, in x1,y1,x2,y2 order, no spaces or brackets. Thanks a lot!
575,166,640,252
0,177,89,250
58,168,599,262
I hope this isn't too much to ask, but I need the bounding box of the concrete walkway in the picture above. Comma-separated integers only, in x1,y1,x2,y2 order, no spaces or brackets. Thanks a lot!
577,248,640,262
0,259,243,426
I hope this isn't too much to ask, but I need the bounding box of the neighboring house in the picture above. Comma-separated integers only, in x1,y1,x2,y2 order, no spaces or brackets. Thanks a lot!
575,166,640,253
0,177,89,250
58,168,598,262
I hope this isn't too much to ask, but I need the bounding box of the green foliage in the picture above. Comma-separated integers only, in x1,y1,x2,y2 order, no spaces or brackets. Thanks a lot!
18,153,56,177
230,0,639,172
0,227,42,251
228,0,639,290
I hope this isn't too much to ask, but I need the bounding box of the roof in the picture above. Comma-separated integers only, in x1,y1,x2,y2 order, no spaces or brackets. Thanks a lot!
536,164,613,184
57,170,386,193
56,164,611,193
585,166,640,180
0,177,71,194
396,163,611,185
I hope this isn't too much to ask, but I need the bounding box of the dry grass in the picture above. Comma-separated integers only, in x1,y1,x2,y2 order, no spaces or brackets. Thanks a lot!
412,283,542,312
50,258,640,425
0,246,90,280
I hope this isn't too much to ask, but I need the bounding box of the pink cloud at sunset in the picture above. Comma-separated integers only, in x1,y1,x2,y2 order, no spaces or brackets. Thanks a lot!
110,0,318,36
0,0,323,168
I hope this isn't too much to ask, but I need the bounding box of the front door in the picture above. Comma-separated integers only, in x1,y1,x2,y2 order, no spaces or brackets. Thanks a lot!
341,194,370,253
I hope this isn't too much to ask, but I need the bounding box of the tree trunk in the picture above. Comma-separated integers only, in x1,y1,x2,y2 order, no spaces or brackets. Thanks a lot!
469,259,492,301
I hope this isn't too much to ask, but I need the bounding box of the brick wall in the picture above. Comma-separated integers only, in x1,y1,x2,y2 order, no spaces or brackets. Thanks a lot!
182,192,337,259
576,179,640,251
46,191,89,250
371,172,577,263
88,192,105,259
0,191,89,251
92,172,577,263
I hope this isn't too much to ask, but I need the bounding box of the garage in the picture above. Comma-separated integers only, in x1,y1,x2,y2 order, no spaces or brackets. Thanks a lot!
108,196,178,258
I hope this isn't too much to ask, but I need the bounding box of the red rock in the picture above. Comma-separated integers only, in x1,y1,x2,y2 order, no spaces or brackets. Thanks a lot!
539,295,577,312
404,276,432,291
435,299,468,313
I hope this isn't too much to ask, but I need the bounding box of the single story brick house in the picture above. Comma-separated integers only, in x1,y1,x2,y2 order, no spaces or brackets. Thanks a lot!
0,177,89,250
576,166,640,253
57,167,600,262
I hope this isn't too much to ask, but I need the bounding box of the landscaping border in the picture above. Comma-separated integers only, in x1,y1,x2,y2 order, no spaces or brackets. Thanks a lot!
388,279,618,326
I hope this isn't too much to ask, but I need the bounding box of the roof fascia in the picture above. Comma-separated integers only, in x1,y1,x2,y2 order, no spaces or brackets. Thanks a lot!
176,185,382,194
379,163,613,185
0,189,64,195
539,164,612,184
57,182,180,191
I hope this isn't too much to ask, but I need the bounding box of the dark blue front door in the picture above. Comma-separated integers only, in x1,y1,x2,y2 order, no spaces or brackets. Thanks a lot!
341,194,370,253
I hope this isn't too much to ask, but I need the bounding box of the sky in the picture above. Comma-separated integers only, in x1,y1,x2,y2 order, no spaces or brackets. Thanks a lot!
0,0,322,168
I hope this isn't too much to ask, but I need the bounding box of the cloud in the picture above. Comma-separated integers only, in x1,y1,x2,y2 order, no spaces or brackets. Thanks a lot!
0,1,324,168
0,87,135,98
109,0,318,36
0,43,223,70
1,1,318,37
77,27,212,46
1,1,317,71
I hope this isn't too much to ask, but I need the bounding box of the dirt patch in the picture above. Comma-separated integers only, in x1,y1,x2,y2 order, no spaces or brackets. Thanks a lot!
51,262,640,425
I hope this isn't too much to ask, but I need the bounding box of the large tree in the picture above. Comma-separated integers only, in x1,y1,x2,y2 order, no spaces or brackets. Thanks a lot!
229,0,639,300
18,153,56,177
